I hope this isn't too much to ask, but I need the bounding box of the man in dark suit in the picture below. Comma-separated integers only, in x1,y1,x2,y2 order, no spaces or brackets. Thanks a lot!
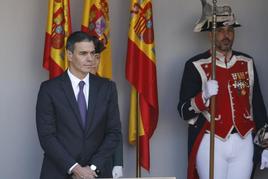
93,39,124,179
36,31,121,179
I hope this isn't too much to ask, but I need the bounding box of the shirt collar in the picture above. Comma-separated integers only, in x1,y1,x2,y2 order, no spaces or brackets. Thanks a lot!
215,50,233,63
67,69,90,88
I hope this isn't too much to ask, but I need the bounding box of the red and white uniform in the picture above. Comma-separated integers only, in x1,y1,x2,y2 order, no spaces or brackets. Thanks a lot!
178,50,268,179
192,51,255,140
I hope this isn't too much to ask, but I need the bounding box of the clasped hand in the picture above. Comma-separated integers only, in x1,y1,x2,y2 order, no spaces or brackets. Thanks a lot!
72,165,97,179
112,166,123,178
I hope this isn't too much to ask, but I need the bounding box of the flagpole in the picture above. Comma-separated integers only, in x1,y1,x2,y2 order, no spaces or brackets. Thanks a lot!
209,0,217,179
136,94,141,177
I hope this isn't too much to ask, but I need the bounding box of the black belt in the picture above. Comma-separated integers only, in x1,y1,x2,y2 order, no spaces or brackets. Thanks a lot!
231,128,238,134
205,128,238,134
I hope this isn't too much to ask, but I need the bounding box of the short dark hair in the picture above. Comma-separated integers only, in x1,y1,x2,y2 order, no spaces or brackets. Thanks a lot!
66,31,95,53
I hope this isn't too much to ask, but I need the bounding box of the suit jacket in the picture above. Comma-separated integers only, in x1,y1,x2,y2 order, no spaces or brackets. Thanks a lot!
36,72,121,179
101,136,123,177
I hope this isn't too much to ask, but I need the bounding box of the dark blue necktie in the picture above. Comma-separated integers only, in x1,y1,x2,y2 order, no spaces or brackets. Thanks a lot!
78,81,87,128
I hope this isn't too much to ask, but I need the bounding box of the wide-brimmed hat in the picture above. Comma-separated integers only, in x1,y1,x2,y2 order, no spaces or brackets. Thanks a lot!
194,2,241,32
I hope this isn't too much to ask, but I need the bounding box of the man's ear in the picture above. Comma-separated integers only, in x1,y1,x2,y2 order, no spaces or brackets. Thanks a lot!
66,50,73,61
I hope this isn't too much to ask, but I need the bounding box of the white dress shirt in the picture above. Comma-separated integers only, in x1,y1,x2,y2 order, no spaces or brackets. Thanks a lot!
67,69,89,107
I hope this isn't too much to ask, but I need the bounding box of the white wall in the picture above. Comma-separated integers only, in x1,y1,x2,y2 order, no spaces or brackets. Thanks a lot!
0,0,267,178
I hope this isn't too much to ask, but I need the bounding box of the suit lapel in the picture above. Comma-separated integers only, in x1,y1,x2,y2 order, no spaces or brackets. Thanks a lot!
60,72,84,130
85,74,100,133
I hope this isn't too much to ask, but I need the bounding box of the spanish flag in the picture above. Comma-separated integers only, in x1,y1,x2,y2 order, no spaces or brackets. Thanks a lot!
126,0,159,171
81,0,112,79
43,0,72,79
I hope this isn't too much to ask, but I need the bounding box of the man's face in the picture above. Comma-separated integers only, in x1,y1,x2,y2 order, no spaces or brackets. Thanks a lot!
89,53,100,75
210,26,235,53
67,41,97,79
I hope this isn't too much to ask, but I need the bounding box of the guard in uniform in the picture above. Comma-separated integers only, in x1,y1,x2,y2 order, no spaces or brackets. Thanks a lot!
178,2,268,179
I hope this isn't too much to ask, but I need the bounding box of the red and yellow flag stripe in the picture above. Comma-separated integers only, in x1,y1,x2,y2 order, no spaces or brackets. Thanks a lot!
126,0,159,171
43,0,72,79
81,0,112,79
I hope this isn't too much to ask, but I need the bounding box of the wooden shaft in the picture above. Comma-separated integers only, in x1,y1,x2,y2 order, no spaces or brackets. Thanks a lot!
136,94,141,177
209,0,217,179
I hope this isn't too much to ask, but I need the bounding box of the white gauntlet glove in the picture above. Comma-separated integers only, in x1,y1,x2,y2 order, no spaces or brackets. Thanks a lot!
112,166,123,178
260,149,268,170
203,80,219,100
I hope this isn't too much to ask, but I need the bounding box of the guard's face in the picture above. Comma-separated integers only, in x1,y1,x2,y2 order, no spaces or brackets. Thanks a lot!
210,26,235,53
89,53,100,75
67,41,97,79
